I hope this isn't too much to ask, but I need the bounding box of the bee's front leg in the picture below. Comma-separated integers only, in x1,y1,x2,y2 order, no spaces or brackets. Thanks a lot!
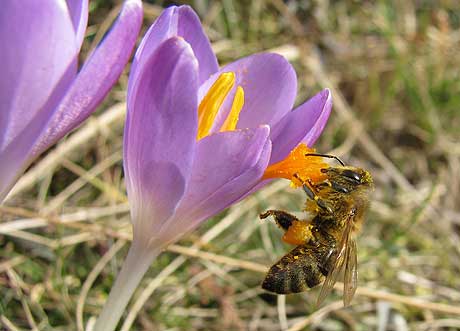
293,174,333,215
259,210,299,231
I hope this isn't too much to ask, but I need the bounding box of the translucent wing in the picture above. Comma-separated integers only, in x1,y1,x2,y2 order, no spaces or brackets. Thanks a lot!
316,214,354,307
343,238,358,306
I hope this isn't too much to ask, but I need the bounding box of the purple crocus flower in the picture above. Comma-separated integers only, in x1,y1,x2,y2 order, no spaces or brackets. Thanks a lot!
94,6,331,330
124,5,332,249
0,0,143,201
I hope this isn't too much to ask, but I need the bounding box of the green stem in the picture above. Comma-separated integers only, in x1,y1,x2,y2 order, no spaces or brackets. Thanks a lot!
93,239,160,331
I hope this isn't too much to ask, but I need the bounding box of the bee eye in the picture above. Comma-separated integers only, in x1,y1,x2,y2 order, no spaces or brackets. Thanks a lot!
342,169,361,182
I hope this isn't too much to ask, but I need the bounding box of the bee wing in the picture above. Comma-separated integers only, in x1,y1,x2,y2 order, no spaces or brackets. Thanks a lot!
343,238,358,306
316,231,348,306
316,215,354,307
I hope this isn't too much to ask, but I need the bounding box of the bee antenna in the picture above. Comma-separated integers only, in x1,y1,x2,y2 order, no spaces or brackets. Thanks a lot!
305,153,345,166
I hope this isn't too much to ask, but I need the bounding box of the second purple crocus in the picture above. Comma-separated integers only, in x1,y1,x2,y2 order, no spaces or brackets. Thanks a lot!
94,5,332,330
0,0,143,202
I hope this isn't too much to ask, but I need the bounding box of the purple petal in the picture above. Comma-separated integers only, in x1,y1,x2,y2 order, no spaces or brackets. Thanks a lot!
301,89,333,147
0,140,34,202
31,0,143,156
163,127,271,239
269,89,332,164
124,37,199,234
129,5,218,103
66,0,89,49
176,6,218,82
198,53,297,133
0,1,78,151
0,0,81,199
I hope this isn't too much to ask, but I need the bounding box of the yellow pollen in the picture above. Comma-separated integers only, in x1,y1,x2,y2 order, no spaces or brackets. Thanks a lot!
197,72,235,140
262,143,328,187
220,86,244,132
282,220,313,246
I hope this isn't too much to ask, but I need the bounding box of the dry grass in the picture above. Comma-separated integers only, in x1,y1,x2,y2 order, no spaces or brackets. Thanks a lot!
2,0,460,330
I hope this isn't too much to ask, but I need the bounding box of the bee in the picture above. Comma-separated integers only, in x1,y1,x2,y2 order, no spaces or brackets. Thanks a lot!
260,153,373,306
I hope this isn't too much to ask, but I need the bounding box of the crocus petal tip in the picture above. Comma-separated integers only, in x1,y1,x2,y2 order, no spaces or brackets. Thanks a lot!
176,4,193,11
172,37,199,68
322,87,332,102
321,88,333,113
319,88,333,113
119,0,143,26
124,0,143,11
259,124,271,134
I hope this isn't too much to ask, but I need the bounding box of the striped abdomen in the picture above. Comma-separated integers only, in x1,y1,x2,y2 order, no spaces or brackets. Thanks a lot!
262,245,331,294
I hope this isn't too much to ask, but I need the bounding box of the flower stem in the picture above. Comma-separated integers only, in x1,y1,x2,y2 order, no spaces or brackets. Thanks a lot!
93,240,160,331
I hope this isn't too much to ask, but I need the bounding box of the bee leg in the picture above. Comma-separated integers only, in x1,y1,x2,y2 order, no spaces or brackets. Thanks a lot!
330,181,350,193
259,210,299,231
294,174,333,215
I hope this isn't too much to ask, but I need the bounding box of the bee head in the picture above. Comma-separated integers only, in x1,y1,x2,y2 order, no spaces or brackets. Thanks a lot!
321,167,373,193
342,168,373,186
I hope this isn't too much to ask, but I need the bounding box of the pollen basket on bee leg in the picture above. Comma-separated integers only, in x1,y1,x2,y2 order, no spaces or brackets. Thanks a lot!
282,220,313,246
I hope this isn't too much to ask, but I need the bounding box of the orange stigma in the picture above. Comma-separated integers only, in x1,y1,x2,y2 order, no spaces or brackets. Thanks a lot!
262,143,328,187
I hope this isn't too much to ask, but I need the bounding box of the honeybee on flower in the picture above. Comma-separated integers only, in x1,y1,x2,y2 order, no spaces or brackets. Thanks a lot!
261,145,373,306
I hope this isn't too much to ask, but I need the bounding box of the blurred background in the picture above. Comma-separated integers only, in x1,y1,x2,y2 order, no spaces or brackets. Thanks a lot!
2,0,460,330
